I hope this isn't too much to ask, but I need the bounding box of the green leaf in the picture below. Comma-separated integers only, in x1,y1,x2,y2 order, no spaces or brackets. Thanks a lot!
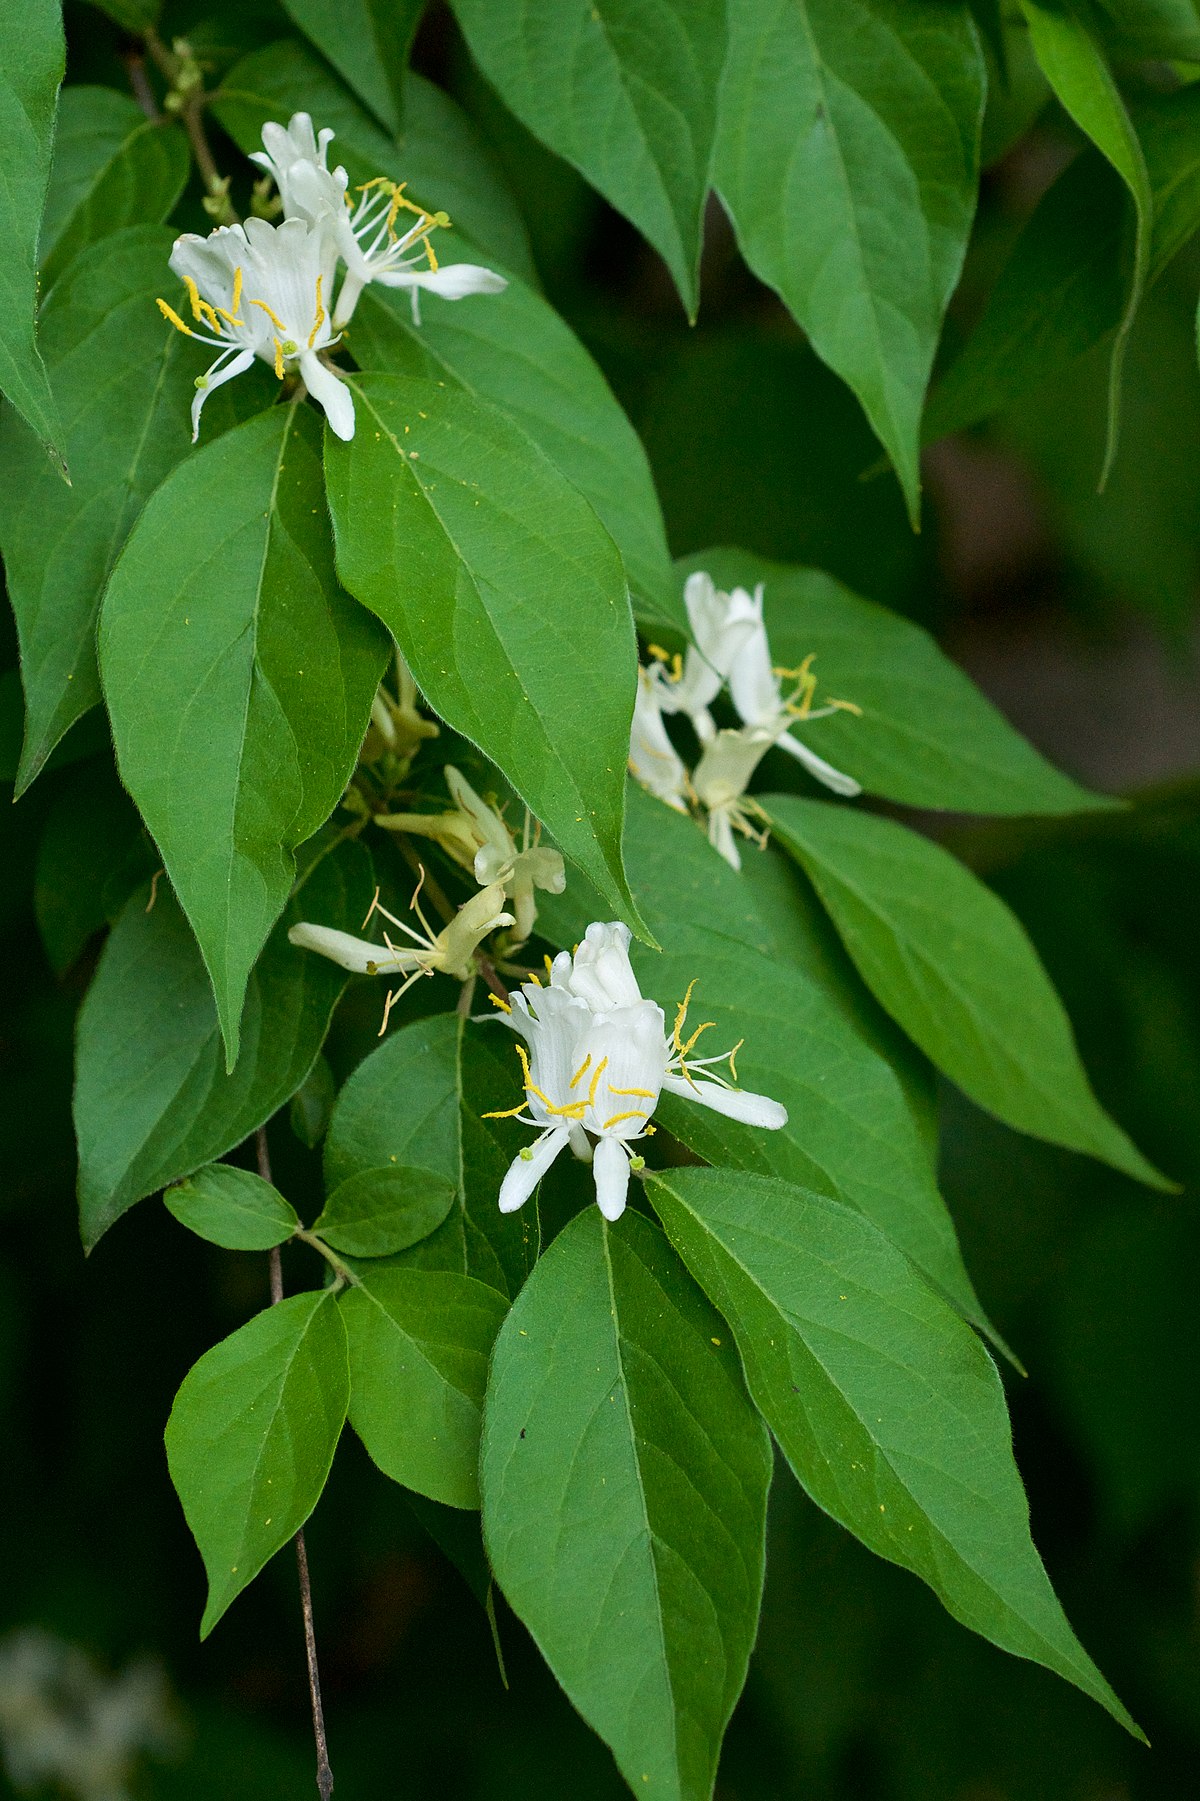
315,1165,457,1257
280,0,423,133
165,1290,348,1636
325,371,643,932
0,227,262,795
99,401,388,1065
450,0,725,316
715,0,985,522
34,758,153,975
83,0,161,29
0,0,65,458
39,87,189,287
539,786,996,1336
289,1053,336,1149
678,548,1111,815
215,39,536,280
74,836,373,1250
340,1264,508,1507
165,1163,300,1250
324,1012,534,1294
765,795,1167,1187
1018,0,1151,483
481,1207,772,1801
926,78,1200,442
645,1166,1140,1740
1084,0,1200,60
350,278,677,626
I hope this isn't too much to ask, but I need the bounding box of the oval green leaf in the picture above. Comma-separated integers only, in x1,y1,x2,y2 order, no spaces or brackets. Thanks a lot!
0,0,65,456
165,1289,349,1637
165,1163,299,1251
481,1207,772,1801
315,1164,457,1257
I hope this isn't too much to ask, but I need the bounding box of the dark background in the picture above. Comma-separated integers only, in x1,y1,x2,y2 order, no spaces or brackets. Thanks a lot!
2,4,1199,1796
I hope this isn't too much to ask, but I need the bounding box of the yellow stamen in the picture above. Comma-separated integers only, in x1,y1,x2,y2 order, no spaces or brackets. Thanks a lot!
515,1042,585,1119
487,992,512,1014
183,275,220,332
273,337,285,380
672,979,698,1056
544,954,554,979
681,1019,714,1057
156,298,193,336
231,265,243,315
307,274,325,348
728,1038,743,1083
481,1100,528,1120
250,296,288,333
424,236,439,272
569,1054,592,1090
606,1084,656,1098
585,1057,609,1109
646,645,670,662
828,697,863,716
527,970,542,988
602,1110,648,1130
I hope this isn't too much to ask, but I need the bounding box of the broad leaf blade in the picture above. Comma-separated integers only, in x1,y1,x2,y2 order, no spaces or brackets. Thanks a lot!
340,1265,508,1507
280,0,423,132
40,87,189,286
351,279,677,626
315,1165,457,1257
75,837,373,1249
165,1163,299,1250
539,786,994,1337
766,795,1166,1187
165,1290,349,1636
0,0,65,458
99,402,388,1063
715,0,985,522
679,548,1111,815
325,371,643,933
647,1166,1140,1739
481,1207,772,1801
450,0,725,316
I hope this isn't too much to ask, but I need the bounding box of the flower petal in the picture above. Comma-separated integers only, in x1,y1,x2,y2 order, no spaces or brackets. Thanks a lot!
777,730,862,797
593,1135,631,1221
499,1127,570,1213
190,347,256,442
300,352,355,441
287,922,417,975
662,1072,787,1129
379,262,508,300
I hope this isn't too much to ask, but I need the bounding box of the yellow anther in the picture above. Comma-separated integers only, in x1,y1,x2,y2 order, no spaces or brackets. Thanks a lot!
672,979,698,1056
829,697,863,716
646,644,670,662
607,1084,656,1099
424,236,440,272
231,265,243,315
487,992,512,1014
527,970,542,987
602,1110,648,1131
183,275,220,332
156,298,193,336
250,296,288,333
728,1038,743,1082
307,274,325,348
681,1019,714,1057
481,1100,528,1120
273,337,285,380
569,1054,592,1090
544,954,554,979
586,1057,609,1109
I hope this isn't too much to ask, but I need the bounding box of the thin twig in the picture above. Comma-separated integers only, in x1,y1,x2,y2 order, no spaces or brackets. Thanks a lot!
256,1124,334,1798
122,48,161,122
145,28,240,221
475,956,511,1007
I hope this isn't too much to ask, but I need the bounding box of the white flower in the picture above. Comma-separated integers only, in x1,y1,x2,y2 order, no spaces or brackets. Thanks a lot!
159,215,353,441
691,726,777,871
289,879,513,1032
727,585,862,797
628,667,689,812
377,766,564,943
251,111,506,329
650,571,760,743
486,922,786,1221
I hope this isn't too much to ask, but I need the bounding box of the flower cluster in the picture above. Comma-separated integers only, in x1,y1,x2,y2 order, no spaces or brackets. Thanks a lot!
157,111,506,442
629,572,862,869
485,922,787,1221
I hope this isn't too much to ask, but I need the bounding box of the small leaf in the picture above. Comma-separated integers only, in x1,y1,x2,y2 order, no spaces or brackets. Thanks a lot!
165,1289,349,1636
715,0,985,521
766,795,1167,1187
450,0,726,316
165,1163,299,1251
281,0,423,132
340,1265,508,1507
34,759,153,975
0,0,65,457
678,549,1112,816
481,1208,772,1801
75,836,373,1250
99,401,388,1063
1018,0,1151,483
289,1054,336,1149
646,1166,1141,1740
315,1165,457,1257
39,87,189,286
325,371,643,934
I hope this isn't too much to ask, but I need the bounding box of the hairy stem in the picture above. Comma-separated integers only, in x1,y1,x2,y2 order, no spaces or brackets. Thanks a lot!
257,1125,335,1799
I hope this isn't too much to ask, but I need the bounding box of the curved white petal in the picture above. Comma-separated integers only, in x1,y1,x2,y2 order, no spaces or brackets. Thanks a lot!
189,347,256,441
662,1072,787,1129
498,1127,570,1213
593,1135,631,1221
568,922,643,1010
777,730,862,797
706,805,741,871
300,352,355,441
380,262,508,300
287,922,419,975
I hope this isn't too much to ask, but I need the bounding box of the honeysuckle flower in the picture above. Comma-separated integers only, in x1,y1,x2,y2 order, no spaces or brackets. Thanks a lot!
159,215,352,441
250,110,507,328
628,667,689,812
692,725,777,871
289,880,513,1031
377,767,564,944
649,571,760,743
727,586,862,797
485,922,786,1221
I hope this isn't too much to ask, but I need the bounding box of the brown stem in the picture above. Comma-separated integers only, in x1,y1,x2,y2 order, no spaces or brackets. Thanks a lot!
145,28,240,221
475,955,511,1006
122,49,161,122
256,1124,334,1797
